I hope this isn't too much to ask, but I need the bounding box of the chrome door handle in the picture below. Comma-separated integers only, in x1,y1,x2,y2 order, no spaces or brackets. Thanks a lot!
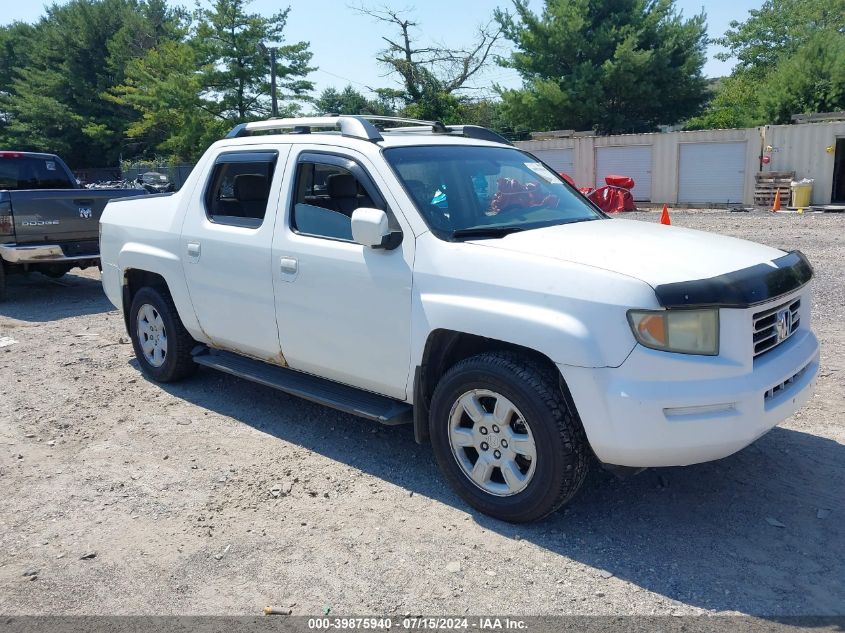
280,256,298,275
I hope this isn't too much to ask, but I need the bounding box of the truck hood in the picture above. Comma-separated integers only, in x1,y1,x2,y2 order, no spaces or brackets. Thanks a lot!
469,218,787,288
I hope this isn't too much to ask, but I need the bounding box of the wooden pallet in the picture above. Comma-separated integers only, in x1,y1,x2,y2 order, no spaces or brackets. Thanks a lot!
754,171,795,207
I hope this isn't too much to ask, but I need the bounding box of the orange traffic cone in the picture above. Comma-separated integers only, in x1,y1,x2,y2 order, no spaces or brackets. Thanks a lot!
772,189,781,212
660,204,671,225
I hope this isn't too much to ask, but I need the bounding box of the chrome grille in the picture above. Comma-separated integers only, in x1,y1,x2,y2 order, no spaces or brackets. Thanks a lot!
753,298,800,357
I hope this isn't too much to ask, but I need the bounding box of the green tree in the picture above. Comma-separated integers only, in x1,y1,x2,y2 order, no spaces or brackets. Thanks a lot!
760,32,845,123
0,0,181,167
113,0,316,160
194,0,314,121
314,85,392,116
110,39,226,161
716,0,845,74
690,0,845,129
685,74,762,130
0,22,35,101
496,0,708,134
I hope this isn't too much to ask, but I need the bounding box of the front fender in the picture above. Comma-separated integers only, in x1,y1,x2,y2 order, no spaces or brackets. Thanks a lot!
417,292,613,368
410,234,658,370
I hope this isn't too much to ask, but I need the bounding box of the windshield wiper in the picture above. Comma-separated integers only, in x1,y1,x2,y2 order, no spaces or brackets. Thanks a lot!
451,226,525,239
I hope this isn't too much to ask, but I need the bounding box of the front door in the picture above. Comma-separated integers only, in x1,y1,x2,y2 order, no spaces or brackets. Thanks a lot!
181,146,290,361
271,148,413,399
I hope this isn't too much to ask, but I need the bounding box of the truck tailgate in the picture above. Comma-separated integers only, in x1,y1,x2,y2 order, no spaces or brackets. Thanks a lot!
9,189,147,244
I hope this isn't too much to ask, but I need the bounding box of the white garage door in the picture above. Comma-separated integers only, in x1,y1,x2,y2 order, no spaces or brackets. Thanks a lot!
532,149,574,176
679,142,746,204
595,146,652,200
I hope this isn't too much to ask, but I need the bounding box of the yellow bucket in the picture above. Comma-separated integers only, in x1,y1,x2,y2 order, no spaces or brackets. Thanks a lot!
791,183,812,208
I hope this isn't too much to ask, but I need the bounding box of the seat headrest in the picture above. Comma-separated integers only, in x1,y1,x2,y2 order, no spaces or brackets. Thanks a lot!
327,173,358,198
234,174,269,202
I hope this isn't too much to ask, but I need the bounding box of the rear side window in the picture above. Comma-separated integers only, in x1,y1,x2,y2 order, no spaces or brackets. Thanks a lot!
0,156,75,190
204,151,277,228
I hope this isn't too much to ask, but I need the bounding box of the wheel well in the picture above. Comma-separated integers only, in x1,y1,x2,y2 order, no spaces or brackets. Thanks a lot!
121,269,170,333
413,329,560,444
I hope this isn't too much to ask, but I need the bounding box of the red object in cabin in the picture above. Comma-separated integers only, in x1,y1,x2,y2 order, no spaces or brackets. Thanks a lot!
489,177,559,215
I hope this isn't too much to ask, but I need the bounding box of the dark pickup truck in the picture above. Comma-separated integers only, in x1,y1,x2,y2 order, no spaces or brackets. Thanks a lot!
0,151,147,298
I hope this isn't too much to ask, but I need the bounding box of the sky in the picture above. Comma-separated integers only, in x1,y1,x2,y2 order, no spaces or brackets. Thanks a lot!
3,0,764,97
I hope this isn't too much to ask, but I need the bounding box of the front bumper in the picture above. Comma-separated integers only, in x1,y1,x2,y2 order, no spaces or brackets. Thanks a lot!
560,328,820,467
0,243,99,264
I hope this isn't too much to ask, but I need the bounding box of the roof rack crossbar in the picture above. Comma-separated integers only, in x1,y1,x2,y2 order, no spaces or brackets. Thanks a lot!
375,123,513,146
445,125,513,146
355,115,448,133
225,116,383,142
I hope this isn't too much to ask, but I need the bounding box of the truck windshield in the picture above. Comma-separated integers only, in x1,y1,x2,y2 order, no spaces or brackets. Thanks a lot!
384,145,602,239
0,156,75,190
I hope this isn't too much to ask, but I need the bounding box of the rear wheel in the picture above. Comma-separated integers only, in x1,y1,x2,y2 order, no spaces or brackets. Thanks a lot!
0,263,6,301
129,286,197,382
429,352,589,523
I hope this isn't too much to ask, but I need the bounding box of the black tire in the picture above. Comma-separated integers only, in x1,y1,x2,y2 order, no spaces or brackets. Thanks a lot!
0,263,6,301
41,269,68,279
129,286,197,382
429,352,589,523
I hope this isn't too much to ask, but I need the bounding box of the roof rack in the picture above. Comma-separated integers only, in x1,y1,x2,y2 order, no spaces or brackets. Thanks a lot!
225,116,383,141
224,115,513,146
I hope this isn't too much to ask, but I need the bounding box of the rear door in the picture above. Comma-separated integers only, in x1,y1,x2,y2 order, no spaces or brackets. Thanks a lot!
180,145,290,361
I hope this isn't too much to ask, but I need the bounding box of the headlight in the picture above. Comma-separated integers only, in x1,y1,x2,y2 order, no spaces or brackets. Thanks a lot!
627,308,719,355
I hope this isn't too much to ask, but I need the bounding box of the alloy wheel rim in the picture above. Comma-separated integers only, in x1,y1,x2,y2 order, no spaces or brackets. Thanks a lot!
136,303,168,368
448,389,537,497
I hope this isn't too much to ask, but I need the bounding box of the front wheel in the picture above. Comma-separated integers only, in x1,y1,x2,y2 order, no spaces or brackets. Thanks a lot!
129,286,197,382
429,352,589,523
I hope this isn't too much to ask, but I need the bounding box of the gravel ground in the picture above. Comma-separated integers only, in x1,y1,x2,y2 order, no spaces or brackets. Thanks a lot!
0,209,843,617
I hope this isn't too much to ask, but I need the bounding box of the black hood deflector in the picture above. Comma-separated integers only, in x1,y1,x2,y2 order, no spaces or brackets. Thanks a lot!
654,250,813,309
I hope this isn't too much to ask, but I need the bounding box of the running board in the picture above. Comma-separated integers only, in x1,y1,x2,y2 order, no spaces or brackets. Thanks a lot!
192,348,412,425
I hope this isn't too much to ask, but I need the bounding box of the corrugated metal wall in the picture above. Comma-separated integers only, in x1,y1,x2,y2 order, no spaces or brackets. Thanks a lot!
763,122,845,205
518,128,762,205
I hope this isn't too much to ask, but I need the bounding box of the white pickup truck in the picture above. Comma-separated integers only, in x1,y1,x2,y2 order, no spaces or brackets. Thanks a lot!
100,116,819,522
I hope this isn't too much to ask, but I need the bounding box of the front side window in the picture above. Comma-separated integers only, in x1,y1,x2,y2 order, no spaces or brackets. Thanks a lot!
204,152,277,228
291,160,379,241
384,145,602,239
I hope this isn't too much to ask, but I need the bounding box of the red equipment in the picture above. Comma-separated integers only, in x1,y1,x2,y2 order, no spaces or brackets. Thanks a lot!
586,174,637,213
557,172,576,187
